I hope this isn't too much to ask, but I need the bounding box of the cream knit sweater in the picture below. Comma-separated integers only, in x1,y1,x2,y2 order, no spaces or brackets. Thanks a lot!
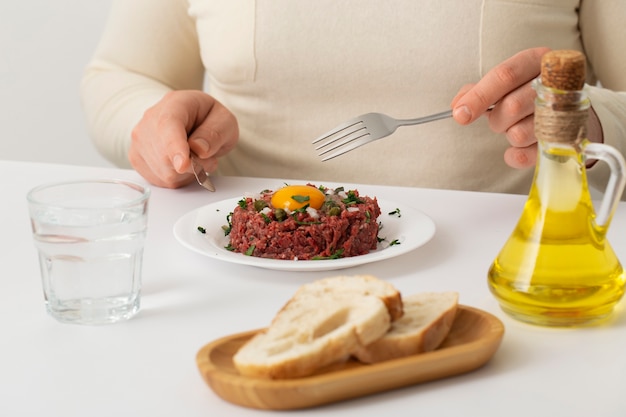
81,0,626,195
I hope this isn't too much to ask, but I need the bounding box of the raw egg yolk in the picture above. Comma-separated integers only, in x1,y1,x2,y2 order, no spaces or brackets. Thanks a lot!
270,185,326,211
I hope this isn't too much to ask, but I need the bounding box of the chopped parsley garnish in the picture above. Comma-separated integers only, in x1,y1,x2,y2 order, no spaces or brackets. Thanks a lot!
388,208,401,217
245,245,256,256
312,249,344,260
292,205,309,214
197,226,206,234
221,212,233,236
291,194,311,203
294,219,322,225
342,190,364,205
389,239,401,246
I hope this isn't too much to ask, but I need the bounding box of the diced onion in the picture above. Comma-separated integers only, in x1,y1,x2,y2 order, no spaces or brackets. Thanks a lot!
306,207,320,218
244,192,262,200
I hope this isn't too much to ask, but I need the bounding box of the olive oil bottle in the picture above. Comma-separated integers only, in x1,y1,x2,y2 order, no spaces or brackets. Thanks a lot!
488,50,626,326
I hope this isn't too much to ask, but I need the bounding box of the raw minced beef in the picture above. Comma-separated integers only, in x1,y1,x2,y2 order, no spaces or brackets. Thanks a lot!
227,186,381,260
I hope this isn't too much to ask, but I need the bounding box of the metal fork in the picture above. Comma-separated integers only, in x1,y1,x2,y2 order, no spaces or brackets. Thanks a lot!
313,109,454,161
190,153,215,192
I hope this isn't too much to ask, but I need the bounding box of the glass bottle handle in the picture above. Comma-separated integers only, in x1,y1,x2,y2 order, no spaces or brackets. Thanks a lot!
583,143,626,227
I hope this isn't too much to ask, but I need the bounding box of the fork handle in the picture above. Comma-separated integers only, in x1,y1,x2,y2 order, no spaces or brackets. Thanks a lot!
397,105,494,126
396,110,453,126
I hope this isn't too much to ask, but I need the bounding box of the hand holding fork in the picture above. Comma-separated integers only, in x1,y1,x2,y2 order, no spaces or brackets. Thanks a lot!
313,47,560,170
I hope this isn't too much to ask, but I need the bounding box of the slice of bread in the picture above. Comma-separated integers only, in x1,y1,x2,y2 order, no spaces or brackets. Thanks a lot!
233,293,391,379
290,274,403,321
232,276,457,379
353,291,459,363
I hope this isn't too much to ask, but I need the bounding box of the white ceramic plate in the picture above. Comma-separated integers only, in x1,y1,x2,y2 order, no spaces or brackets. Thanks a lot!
173,197,435,272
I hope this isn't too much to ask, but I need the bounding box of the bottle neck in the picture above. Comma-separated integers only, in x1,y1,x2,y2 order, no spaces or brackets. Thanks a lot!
533,77,590,146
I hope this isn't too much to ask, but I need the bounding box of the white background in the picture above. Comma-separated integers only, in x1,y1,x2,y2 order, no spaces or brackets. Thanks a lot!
0,1,114,167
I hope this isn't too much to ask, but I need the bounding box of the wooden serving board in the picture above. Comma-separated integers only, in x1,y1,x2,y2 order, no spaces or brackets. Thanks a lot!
196,305,505,410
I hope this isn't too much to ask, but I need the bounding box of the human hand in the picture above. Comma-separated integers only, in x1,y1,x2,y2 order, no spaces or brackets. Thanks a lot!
128,90,239,188
451,47,551,169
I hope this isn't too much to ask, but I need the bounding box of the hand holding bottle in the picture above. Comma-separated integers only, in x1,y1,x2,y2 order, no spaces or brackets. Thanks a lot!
450,47,604,169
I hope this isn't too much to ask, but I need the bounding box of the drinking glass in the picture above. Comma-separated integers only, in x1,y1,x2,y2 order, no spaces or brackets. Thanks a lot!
27,179,150,325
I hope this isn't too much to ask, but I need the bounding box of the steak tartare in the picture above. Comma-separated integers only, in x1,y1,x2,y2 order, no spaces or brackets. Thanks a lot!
225,184,381,260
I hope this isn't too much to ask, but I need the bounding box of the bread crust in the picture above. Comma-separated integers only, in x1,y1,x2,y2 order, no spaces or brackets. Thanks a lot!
353,292,458,363
232,276,458,379
233,294,391,379
292,275,404,321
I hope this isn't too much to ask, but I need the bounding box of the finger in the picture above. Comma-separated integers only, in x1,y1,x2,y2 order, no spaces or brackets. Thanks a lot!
487,83,536,133
129,148,194,188
504,115,536,148
504,143,537,169
188,101,239,159
450,83,475,108
453,47,550,125
157,111,193,174
136,93,193,175
193,156,219,174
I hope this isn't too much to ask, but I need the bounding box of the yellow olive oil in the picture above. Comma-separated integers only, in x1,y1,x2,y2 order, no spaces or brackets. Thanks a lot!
488,150,625,326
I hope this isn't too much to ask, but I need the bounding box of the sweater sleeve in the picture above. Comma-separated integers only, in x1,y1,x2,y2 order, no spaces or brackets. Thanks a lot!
80,0,204,167
579,1,626,192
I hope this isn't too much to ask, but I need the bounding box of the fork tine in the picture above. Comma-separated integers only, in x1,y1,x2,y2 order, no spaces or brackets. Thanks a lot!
316,128,370,155
313,107,475,162
311,117,364,144
315,123,367,151
320,136,374,162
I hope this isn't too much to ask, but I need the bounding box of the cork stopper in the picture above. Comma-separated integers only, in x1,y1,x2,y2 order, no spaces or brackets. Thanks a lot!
540,50,586,91
535,50,589,144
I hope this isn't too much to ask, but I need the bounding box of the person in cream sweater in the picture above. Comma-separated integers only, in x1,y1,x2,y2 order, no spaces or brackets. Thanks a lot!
81,0,626,194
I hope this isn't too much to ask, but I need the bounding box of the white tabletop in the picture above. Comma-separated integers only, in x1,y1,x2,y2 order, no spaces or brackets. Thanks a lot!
1,159,625,417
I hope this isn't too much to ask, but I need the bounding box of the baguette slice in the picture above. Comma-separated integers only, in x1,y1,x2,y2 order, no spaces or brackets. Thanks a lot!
233,293,391,379
353,291,459,364
290,274,403,321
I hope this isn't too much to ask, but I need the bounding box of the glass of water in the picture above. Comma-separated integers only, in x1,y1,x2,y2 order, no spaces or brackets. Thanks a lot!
27,179,150,325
